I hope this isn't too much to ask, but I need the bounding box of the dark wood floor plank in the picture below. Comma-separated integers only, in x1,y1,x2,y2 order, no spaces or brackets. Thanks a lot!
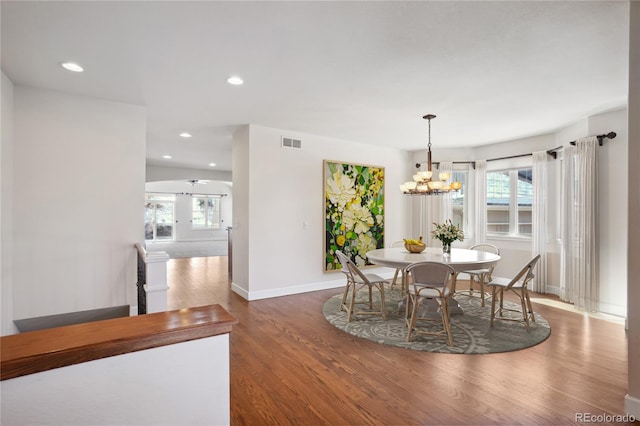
166,256,635,425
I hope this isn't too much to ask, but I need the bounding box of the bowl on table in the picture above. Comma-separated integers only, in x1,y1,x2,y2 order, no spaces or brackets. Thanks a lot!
404,243,426,253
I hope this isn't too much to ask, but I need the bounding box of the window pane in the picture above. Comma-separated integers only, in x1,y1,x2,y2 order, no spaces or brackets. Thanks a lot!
144,193,175,241
487,171,510,235
485,168,533,237
192,198,206,227
517,168,533,235
192,196,221,229
155,202,174,240
451,171,466,232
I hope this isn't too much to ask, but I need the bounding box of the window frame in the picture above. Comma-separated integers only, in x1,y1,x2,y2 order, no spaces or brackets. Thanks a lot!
191,195,222,230
486,167,533,239
450,168,469,237
145,193,175,241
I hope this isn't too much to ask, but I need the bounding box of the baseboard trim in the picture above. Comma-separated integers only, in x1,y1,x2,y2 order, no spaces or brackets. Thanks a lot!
232,279,344,301
229,267,396,301
624,394,640,419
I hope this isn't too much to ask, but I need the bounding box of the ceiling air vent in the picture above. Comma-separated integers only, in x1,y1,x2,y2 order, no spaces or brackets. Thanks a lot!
281,136,302,149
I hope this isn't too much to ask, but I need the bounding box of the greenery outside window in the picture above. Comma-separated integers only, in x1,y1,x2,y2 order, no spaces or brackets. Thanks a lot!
192,195,222,229
145,194,175,241
486,168,532,237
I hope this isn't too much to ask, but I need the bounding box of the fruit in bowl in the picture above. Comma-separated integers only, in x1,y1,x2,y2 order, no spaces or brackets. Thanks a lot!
403,236,426,253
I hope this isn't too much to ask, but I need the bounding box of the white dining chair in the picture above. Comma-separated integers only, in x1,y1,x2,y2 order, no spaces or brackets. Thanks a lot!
459,243,500,306
404,261,457,346
389,240,405,293
488,254,540,331
335,250,387,322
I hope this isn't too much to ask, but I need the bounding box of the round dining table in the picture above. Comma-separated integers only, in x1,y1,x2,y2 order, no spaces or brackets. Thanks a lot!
366,246,500,272
366,246,501,314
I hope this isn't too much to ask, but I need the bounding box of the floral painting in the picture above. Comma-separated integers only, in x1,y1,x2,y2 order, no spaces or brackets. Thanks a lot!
324,160,385,271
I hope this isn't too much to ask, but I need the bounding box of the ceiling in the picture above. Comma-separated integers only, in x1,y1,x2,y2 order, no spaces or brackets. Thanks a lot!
1,1,629,172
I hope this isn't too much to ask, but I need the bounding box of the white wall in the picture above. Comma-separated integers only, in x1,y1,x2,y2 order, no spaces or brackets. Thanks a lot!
10,86,146,322
145,180,232,241
625,1,640,416
146,164,231,183
233,124,410,300
1,71,15,335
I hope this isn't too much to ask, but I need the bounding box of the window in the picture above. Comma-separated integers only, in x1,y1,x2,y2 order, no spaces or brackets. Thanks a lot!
486,168,532,237
145,194,175,241
450,170,468,234
192,195,222,229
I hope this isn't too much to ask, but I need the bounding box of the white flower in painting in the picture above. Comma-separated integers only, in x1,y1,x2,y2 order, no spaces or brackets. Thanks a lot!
355,232,377,256
326,170,356,210
342,203,374,234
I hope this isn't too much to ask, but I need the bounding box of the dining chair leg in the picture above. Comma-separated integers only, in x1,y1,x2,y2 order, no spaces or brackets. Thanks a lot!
406,294,420,342
391,269,400,291
347,285,357,322
378,284,387,321
519,294,530,331
524,288,536,323
490,287,498,327
440,298,453,346
479,273,486,307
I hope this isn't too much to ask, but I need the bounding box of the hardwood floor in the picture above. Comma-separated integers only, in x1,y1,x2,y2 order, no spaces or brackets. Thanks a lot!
167,256,635,425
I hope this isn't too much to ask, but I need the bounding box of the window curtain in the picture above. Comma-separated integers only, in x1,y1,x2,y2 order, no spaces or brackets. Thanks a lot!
439,162,453,223
423,194,442,246
421,162,454,247
560,137,599,311
531,151,548,293
474,160,487,244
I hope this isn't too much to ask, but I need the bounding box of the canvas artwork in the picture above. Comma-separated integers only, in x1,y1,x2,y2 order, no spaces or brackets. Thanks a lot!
324,160,385,271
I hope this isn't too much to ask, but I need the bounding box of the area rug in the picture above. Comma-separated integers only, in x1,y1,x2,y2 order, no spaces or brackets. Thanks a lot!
322,288,551,354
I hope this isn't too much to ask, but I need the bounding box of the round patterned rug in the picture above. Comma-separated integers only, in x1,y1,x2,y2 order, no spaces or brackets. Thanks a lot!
322,288,551,354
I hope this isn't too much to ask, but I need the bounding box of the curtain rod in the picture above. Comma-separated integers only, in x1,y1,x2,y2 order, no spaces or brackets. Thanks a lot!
146,191,228,197
414,130,616,167
569,131,616,146
415,148,561,169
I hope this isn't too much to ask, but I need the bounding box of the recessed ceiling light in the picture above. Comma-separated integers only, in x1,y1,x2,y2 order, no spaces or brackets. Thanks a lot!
227,76,243,85
179,132,192,138
209,163,216,167
162,155,172,159
60,62,83,72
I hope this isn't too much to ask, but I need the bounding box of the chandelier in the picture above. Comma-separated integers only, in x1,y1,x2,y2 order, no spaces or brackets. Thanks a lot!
400,114,462,195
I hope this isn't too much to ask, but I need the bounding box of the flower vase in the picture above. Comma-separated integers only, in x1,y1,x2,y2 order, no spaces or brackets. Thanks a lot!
442,243,451,256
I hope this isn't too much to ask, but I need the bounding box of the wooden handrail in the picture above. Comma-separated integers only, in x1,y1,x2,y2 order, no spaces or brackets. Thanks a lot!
1,304,237,380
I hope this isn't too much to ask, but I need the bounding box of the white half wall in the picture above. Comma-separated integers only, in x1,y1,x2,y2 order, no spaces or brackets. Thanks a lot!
1,334,231,426
11,86,146,322
233,124,410,300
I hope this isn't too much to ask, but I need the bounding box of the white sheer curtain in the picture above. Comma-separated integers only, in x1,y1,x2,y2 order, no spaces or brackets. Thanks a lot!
531,151,548,293
439,162,453,223
417,163,453,246
560,137,599,311
474,160,487,244
423,194,443,246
